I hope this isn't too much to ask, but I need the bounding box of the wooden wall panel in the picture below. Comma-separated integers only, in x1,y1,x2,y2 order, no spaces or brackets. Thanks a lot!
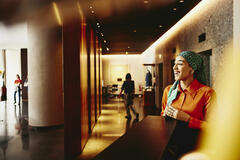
63,2,89,159
99,43,102,114
87,27,96,131
20,48,28,100
63,18,82,159
80,21,89,150
90,29,96,129
95,37,100,119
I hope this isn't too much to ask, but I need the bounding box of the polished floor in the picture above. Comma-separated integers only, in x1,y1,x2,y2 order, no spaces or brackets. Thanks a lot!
0,99,64,160
76,96,160,160
0,95,159,160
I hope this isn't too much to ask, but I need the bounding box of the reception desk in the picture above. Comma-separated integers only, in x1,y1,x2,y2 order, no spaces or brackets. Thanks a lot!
93,116,178,160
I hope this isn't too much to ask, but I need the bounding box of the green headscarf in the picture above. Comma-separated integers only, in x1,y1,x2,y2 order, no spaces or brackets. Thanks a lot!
167,51,206,106
179,51,206,85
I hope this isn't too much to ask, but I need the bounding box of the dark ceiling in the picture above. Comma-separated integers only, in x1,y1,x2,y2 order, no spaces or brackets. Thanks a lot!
82,0,201,54
0,0,201,54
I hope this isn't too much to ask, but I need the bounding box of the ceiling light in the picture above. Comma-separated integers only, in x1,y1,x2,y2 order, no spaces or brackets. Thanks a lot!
104,40,107,43
97,22,99,25
143,0,149,4
106,47,109,51
173,8,177,11
128,46,130,49
159,25,162,28
133,30,137,33
91,10,94,13
101,33,104,36
89,6,93,9
179,0,184,3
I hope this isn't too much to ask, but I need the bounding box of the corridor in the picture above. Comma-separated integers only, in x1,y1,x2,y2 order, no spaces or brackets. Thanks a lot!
0,95,159,160
77,96,160,160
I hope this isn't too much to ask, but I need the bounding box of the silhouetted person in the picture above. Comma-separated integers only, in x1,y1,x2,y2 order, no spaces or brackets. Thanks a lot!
119,73,139,120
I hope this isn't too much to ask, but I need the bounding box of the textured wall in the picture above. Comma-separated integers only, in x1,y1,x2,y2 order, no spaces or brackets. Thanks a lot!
143,0,233,108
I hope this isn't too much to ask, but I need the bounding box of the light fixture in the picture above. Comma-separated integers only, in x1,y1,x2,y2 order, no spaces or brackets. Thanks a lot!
159,25,162,28
173,8,177,11
143,0,149,4
126,51,128,54
179,0,184,3
91,10,94,13
101,33,104,36
97,22,99,25
104,40,107,43
106,47,109,51
127,46,130,49
133,30,137,33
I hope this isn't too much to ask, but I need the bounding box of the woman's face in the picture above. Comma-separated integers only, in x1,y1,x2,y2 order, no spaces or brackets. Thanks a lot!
173,56,194,81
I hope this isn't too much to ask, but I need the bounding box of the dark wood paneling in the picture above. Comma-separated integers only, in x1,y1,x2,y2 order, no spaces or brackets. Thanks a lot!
20,48,28,100
80,22,89,150
96,37,100,119
87,25,95,132
63,17,82,159
99,42,102,114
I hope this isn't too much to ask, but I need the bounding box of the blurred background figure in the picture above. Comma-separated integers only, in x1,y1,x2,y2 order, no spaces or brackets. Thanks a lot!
119,73,139,120
14,74,22,105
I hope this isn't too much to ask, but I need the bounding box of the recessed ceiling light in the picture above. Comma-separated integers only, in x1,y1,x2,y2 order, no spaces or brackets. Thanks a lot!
104,40,107,43
159,25,162,28
179,0,184,3
133,30,137,33
173,8,177,11
91,10,94,13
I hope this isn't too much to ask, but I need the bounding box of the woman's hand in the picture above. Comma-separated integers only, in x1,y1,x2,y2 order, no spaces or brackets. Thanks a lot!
164,105,190,122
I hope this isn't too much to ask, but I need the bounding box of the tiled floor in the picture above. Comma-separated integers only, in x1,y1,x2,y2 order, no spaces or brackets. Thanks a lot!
0,96,159,160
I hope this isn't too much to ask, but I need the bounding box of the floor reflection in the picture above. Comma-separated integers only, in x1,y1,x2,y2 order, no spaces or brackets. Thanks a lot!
0,100,64,160
76,96,159,160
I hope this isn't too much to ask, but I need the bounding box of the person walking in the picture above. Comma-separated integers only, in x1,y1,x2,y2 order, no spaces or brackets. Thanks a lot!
14,74,22,105
119,73,139,120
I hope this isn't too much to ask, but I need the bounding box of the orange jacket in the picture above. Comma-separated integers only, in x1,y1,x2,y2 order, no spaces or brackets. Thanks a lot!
161,79,216,129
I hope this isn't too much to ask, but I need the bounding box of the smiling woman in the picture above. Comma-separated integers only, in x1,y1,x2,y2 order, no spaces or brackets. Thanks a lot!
161,51,216,160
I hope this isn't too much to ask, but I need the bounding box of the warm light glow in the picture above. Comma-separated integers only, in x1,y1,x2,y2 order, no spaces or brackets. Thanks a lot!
181,44,240,160
173,8,177,11
77,2,85,21
143,0,149,4
104,40,107,43
52,2,62,26
106,47,109,51
142,0,215,56
158,54,162,59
